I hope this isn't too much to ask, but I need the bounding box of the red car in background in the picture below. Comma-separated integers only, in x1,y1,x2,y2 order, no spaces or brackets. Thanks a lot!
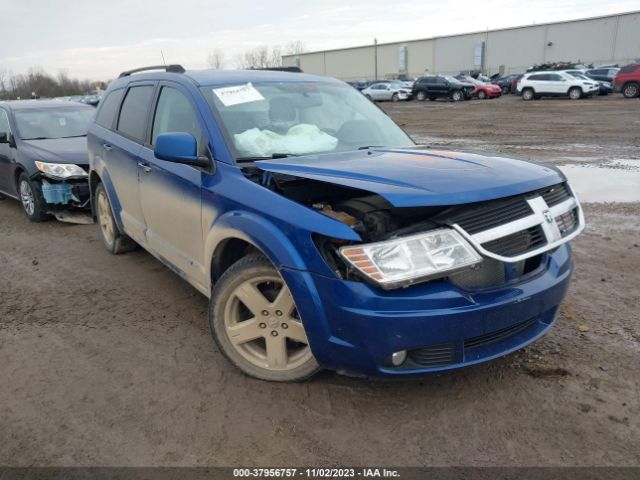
613,64,640,98
457,75,502,99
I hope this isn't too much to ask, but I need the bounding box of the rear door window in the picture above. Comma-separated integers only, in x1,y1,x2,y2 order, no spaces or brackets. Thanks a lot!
95,89,124,129
117,85,155,142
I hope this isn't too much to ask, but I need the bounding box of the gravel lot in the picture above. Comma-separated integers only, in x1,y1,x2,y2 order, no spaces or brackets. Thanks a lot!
1,94,638,467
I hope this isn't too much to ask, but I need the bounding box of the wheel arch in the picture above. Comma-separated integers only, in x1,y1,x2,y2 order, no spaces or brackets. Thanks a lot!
205,210,310,289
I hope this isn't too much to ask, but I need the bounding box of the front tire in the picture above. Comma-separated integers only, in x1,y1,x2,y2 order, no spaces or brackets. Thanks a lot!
94,182,136,254
209,254,321,382
451,90,463,102
478,90,487,100
391,93,399,102
568,87,582,100
18,173,50,222
622,82,639,98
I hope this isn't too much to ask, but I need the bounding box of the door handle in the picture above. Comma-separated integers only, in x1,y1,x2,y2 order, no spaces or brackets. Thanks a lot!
137,162,152,173
102,143,113,151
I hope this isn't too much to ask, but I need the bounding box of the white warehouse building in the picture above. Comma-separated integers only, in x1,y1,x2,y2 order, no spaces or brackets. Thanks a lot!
282,11,640,81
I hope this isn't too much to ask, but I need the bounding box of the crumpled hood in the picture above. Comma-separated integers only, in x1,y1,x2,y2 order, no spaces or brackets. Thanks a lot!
256,147,564,207
19,136,88,165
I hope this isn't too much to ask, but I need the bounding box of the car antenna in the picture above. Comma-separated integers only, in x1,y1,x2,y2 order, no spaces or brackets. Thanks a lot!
160,50,167,66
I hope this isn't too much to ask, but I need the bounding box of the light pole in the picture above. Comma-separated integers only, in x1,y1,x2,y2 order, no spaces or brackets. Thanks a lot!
374,37,378,81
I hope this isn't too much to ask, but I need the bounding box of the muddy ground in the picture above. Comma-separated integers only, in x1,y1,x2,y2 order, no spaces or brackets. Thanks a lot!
1,94,639,467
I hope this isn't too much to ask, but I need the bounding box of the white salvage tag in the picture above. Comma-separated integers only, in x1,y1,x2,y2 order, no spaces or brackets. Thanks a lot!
213,83,264,107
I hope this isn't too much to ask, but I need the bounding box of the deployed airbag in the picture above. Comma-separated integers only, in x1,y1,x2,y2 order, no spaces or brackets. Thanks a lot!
234,124,338,157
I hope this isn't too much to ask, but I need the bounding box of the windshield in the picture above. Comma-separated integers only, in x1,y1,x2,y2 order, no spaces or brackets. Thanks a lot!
14,106,94,140
443,75,461,84
201,81,414,160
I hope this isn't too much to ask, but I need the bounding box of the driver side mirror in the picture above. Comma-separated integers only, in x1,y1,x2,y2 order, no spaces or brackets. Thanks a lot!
0,132,9,144
154,132,210,169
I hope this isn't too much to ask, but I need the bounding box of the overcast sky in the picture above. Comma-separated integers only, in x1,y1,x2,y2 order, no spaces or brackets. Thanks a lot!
1,0,637,80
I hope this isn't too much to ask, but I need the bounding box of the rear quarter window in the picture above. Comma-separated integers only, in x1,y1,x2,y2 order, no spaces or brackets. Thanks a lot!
117,85,155,141
95,89,124,129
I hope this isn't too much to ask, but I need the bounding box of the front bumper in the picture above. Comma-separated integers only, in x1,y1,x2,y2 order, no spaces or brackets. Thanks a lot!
283,244,572,377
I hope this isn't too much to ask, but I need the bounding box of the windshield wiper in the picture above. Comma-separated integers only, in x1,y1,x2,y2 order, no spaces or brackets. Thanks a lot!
23,137,50,140
357,145,386,150
236,153,294,162
60,134,87,138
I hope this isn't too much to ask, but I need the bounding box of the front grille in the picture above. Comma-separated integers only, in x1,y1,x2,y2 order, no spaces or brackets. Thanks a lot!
408,343,456,368
481,225,546,256
444,196,533,234
464,317,538,350
540,183,571,206
555,208,579,236
450,257,505,289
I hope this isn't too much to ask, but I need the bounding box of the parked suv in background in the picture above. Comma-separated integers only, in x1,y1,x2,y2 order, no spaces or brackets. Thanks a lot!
412,75,465,101
0,100,95,222
517,71,599,100
613,64,640,98
584,67,619,82
88,65,584,382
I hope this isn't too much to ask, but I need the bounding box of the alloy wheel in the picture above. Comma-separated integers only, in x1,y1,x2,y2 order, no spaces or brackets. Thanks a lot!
97,189,115,246
19,180,35,216
223,274,312,371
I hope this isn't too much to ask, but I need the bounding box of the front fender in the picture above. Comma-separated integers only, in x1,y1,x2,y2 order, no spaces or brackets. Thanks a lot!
205,210,310,277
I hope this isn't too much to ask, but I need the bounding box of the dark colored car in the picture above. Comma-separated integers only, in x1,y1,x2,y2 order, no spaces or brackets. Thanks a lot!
612,64,640,98
584,67,619,82
87,65,584,382
0,100,94,222
493,74,520,93
510,75,524,94
412,75,466,101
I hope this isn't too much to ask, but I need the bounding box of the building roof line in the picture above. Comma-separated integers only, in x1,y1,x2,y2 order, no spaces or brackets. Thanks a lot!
282,9,640,58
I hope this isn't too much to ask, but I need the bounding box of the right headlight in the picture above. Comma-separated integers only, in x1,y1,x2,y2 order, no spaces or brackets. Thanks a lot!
339,228,482,289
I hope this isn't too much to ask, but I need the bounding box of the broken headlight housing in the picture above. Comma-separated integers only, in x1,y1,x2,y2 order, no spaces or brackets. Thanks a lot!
339,229,482,289
35,161,87,179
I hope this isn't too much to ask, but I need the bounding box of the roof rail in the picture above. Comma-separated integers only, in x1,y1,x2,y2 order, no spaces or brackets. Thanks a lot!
118,64,185,78
253,66,303,73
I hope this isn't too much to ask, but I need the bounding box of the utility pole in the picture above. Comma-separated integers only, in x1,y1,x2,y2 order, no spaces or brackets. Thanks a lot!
374,38,378,80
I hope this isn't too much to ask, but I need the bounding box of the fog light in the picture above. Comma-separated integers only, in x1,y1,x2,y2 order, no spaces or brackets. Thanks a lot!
391,350,407,366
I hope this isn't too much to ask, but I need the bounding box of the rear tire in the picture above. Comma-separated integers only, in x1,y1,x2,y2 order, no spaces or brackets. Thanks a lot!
416,91,426,101
568,87,582,100
521,88,534,101
17,173,50,222
95,182,136,254
622,82,639,98
209,254,321,382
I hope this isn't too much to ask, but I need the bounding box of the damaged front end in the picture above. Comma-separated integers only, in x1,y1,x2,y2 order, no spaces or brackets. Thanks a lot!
243,155,584,292
34,161,92,224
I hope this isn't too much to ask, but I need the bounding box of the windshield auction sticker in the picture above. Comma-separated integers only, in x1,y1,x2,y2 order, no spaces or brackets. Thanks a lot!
213,83,265,107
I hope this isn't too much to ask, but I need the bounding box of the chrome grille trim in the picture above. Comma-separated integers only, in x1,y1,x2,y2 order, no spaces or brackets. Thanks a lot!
452,184,585,263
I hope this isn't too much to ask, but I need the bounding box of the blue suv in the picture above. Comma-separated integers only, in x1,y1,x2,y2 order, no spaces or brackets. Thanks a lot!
88,65,585,381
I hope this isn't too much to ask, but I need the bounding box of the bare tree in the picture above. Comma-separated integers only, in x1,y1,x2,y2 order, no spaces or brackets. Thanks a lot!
283,40,306,55
0,68,99,100
207,48,225,69
234,45,285,69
